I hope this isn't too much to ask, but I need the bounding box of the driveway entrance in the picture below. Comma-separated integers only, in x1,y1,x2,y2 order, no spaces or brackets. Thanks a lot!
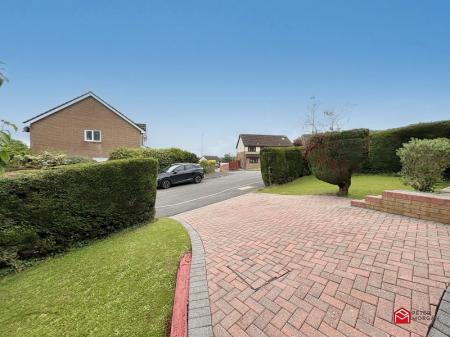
178,193,450,337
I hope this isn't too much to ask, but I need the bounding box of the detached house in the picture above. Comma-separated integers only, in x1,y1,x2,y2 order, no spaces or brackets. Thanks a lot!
236,134,293,169
24,92,147,161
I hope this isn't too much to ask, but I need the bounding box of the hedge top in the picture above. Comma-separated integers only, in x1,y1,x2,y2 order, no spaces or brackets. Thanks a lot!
371,120,450,138
365,120,450,172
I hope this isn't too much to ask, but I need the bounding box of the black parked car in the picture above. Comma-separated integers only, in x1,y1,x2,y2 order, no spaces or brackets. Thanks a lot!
157,163,204,189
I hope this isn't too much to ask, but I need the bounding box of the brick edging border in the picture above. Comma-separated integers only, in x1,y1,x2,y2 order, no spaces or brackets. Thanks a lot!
172,216,214,337
170,252,191,337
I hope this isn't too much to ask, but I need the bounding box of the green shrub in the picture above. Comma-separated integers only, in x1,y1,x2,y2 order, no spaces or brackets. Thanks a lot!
363,120,450,172
0,120,17,175
260,147,308,186
221,153,236,163
305,129,369,196
107,147,141,160
109,147,198,171
3,139,31,158
0,158,158,269
397,138,450,192
199,159,215,174
8,151,95,170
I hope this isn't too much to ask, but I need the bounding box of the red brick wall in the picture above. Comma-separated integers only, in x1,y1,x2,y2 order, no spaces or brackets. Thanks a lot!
352,190,450,224
30,97,143,158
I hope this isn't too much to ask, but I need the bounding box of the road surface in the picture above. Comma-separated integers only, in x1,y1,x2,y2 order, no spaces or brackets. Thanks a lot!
155,170,264,217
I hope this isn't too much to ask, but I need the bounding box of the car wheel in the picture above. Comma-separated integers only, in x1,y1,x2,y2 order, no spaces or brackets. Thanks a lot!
193,175,202,184
161,179,171,189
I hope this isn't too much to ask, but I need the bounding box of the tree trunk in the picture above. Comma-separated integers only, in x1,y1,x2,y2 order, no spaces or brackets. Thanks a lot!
337,178,351,196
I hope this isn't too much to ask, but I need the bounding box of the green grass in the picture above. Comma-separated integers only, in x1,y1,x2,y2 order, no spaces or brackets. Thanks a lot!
261,174,450,199
0,218,190,337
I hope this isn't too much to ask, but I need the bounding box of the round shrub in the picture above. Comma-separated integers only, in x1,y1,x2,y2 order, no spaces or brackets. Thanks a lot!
397,138,450,192
305,129,369,196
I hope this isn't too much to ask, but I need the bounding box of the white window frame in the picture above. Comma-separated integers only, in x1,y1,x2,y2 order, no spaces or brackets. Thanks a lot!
84,129,102,142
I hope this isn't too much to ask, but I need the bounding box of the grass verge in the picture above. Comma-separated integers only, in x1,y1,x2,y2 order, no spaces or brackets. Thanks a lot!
260,174,450,199
0,218,190,337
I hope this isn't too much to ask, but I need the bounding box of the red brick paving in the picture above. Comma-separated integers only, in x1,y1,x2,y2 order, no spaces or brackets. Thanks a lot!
177,193,450,337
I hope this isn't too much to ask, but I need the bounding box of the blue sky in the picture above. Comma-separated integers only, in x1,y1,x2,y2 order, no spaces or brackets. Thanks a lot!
1,1,450,156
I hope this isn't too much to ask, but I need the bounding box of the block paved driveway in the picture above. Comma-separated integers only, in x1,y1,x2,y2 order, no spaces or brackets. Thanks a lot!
177,193,450,337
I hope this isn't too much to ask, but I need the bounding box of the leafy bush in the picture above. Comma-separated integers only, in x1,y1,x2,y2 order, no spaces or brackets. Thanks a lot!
108,147,139,160
221,153,236,163
305,129,369,196
293,137,303,146
0,158,158,269
363,120,450,172
8,151,94,170
109,147,198,171
3,139,31,158
260,147,308,186
0,120,18,175
397,138,450,192
199,159,215,174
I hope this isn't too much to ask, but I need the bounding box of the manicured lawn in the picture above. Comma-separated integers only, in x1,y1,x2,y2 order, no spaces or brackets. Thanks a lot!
261,174,450,199
0,218,190,337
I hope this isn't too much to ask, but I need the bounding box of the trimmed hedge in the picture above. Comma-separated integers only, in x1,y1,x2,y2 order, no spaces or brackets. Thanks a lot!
0,158,158,269
363,120,450,172
109,147,198,171
306,129,369,195
261,147,308,186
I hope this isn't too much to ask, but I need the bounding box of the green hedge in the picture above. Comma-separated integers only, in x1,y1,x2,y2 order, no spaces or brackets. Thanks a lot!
261,147,308,186
0,158,158,269
109,147,198,171
363,120,450,172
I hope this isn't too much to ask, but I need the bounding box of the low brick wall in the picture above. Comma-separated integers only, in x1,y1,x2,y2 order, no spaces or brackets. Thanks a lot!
351,190,450,224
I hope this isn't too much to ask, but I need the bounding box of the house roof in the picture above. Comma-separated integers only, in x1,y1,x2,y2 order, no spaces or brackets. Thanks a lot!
23,91,146,134
237,134,293,148
202,155,221,161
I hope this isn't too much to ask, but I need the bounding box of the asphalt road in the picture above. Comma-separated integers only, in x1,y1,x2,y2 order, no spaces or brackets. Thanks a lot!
155,170,264,217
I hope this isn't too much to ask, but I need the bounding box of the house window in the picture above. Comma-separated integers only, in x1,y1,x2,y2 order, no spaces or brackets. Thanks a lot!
248,146,256,152
249,157,259,164
84,130,101,142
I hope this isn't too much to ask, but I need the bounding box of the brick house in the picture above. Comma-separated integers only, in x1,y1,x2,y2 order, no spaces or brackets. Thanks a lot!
23,92,147,161
236,134,293,169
